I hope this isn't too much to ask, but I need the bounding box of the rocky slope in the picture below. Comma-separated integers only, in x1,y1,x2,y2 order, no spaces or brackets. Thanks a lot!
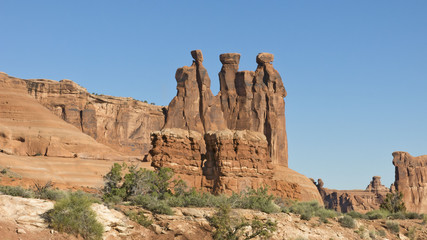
1,194,425,240
392,151,427,213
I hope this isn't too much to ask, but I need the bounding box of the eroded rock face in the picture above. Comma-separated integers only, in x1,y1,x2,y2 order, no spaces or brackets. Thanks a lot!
219,52,288,166
0,73,125,160
164,50,226,134
149,51,321,203
24,77,165,158
392,151,427,213
316,177,389,213
366,176,389,193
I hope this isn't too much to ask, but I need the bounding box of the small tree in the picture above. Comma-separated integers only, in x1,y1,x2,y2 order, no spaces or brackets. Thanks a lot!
209,204,276,240
380,192,406,213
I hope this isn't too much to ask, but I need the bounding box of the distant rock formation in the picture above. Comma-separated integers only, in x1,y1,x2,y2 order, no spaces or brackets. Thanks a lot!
24,77,165,158
315,176,390,213
392,151,427,213
150,50,321,202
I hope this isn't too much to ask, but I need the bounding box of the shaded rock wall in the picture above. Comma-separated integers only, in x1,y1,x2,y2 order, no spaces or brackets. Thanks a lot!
316,176,389,213
25,78,165,158
392,151,427,213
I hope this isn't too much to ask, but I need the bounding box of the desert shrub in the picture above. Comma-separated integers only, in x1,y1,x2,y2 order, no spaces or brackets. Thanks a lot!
406,226,417,240
130,194,173,215
380,192,406,213
33,181,68,201
346,211,366,219
386,220,399,234
274,198,295,213
125,210,152,227
377,229,386,237
338,215,355,228
423,214,427,224
103,164,176,205
0,185,34,198
369,230,376,239
47,191,104,240
208,204,276,240
102,163,127,203
366,209,390,220
405,212,423,219
234,187,278,213
103,164,280,215
389,211,406,219
289,201,337,221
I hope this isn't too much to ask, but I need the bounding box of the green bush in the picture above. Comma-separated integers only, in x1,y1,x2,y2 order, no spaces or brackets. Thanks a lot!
102,164,281,215
33,181,68,201
236,187,278,213
378,229,386,237
346,211,367,219
288,201,336,221
380,192,406,213
386,220,399,234
405,212,422,219
0,185,34,198
47,191,104,240
208,204,276,240
125,210,152,227
338,215,355,228
365,209,390,220
130,195,173,215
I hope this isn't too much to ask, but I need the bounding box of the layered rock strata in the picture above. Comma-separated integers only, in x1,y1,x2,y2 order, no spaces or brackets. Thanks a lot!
392,151,427,213
316,176,390,213
0,72,125,160
24,77,165,158
150,50,322,202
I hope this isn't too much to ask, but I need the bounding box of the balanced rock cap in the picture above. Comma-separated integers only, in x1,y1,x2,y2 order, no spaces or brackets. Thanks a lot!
219,53,241,64
191,50,203,63
256,53,274,64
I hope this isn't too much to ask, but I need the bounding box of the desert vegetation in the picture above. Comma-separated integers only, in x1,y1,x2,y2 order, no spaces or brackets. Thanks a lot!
0,164,425,239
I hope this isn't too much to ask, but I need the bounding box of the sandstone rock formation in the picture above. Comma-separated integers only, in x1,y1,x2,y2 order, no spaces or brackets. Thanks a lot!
316,176,390,213
24,76,165,158
0,72,125,160
366,176,389,193
392,151,427,213
150,51,321,202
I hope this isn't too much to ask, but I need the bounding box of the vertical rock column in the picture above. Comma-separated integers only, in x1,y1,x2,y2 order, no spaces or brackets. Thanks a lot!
254,53,288,166
219,53,241,129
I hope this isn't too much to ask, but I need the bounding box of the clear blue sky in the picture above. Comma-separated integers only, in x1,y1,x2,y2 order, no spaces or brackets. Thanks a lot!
1,1,426,190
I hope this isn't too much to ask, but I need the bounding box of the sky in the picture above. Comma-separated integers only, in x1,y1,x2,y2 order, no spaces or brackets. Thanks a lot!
1,1,426,190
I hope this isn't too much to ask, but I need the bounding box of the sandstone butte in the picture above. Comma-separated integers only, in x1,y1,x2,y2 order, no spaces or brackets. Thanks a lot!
0,50,321,203
1,50,427,213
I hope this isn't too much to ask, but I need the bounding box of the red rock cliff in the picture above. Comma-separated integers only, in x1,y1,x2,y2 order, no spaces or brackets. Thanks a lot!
25,78,165,158
392,151,427,213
